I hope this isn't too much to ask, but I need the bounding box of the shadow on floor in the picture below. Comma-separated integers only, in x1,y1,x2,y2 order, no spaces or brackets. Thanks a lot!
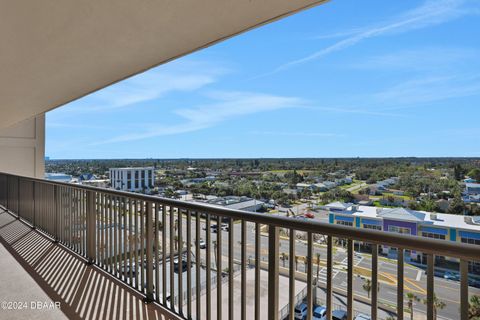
0,208,179,320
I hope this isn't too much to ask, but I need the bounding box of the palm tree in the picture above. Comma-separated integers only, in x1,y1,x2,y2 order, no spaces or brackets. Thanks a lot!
173,219,178,250
315,252,321,304
422,293,446,320
469,295,480,319
315,253,321,284
406,292,420,320
281,252,287,268
363,279,372,299
174,235,179,251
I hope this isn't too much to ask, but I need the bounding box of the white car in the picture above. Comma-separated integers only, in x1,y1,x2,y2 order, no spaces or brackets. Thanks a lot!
354,314,371,320
295,303,307,319
198,239,207,249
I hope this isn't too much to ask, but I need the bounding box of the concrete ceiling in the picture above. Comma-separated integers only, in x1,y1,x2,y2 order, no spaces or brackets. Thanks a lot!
0,0,329,129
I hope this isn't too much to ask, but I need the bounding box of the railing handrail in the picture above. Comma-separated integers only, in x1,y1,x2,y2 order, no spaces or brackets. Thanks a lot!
1,171,480,261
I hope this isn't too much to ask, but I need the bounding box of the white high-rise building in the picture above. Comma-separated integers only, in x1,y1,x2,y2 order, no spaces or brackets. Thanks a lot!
109,167,155,192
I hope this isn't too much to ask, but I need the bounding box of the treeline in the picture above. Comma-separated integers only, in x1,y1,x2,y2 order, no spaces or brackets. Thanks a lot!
46,157,480,179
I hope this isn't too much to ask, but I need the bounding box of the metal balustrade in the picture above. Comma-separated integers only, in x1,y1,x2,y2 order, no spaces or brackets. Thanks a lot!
0,172,479,320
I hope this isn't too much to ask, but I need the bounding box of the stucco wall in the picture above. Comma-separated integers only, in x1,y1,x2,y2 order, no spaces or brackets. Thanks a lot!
0,115,45,178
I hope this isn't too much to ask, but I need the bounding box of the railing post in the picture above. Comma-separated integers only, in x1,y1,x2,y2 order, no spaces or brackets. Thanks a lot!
16,176,20,219
145,201,154,302
397,248,404,320
347,239,354,320
32,181,36,229
86,190,96,265
54,185,59,242
460,259,468,320
268,225,279,320
5,175,9,211
326,235,333,320
427,254,434,320
371,244,378,320
306,232,313,320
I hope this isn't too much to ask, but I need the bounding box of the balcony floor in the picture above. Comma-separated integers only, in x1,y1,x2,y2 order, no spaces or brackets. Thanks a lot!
0,207,180,320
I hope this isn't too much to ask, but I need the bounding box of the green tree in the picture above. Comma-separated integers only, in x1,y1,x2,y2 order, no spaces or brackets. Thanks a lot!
406,293,420,320
468,168,480,182
363,279,372,298
454,164,465,180
422,293,446,320
448,195,466,215
469,295,480,319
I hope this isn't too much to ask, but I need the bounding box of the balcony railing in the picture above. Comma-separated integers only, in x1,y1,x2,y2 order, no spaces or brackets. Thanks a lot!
0,172,479,320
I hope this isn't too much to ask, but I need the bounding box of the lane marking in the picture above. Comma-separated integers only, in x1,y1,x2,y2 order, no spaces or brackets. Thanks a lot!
416,270,422,281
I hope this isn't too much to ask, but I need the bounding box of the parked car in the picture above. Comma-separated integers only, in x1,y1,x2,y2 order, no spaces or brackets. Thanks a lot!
313,306,327,320
198,239,207,249
294,303,308,319
469,278,480,288
209,224,218,233
173,256,190,273
444,271,460,281
221,223,230,231
332,310,347,320
354,314,371,320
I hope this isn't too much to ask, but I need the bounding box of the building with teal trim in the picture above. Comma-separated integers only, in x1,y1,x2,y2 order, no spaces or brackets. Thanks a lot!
324,202,480,271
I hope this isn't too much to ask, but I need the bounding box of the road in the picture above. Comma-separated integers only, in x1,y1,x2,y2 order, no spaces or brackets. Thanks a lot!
175,214,480,319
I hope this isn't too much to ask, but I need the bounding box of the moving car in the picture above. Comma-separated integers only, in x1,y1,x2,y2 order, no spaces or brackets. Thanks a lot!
198,239,207,249
304,212,315,219
444,271,460,281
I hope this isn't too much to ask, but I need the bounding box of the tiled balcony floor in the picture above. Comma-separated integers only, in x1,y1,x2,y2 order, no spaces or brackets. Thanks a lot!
0,208,180,320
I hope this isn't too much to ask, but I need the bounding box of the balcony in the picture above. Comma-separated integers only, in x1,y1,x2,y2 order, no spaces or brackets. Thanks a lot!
1,172,480,320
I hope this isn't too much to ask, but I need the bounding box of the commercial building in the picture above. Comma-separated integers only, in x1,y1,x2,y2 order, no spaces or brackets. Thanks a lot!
109,167,155,192
464,183,480,203
206,196,265,212
45,172,73,183
466,183,480,195
326,202,480,270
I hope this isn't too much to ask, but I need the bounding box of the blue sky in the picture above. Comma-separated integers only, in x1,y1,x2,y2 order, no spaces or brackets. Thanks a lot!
47,0,480,159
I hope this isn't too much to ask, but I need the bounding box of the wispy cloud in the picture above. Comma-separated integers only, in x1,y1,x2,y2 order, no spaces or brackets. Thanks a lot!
304,106,406,117
53,59,229,116
94,91,305,144
270,0,475,74
250,131,346,138
352,47,477,71
374,74,480,108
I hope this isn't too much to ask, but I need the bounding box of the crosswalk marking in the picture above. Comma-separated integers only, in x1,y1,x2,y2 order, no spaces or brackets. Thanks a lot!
316,267,339,283
338,255,363,267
